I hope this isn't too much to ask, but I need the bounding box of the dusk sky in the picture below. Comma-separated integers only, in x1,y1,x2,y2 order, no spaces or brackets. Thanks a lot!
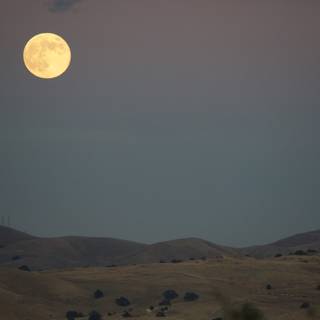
0,0,319,246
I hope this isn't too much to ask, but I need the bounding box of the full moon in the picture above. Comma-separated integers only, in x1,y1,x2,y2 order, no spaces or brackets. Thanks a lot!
23,33,71,79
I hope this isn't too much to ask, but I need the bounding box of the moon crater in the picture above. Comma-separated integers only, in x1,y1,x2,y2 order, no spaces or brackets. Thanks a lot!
23,33,71,79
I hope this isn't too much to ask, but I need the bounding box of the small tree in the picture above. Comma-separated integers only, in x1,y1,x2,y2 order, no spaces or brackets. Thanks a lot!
66,310,83,320
183,292,199,301
94,289,104,299
294,250,307,256
115,296,131,307
88,310,102,320
18,265,31,272
224,302,265,320
162,289,178,301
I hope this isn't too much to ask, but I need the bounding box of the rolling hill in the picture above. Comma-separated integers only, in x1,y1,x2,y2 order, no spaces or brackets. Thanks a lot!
122,238,239,264
0,226,319,269
241,229,320,258
0,225,36,247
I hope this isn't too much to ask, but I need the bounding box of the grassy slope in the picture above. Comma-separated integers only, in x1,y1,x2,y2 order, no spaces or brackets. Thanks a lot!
0,256,320,320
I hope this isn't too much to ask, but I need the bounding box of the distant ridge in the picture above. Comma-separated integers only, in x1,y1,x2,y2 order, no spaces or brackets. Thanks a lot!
272,229,320,247
241,229,320,258
0,225,36,246
0,226,319,269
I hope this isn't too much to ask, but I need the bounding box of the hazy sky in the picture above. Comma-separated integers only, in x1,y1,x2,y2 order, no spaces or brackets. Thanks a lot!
0,0,319,246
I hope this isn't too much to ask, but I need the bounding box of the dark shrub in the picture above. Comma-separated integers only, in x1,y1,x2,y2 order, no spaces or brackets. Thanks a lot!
212,318,223,320
159,260,166,263
12,255,22,261
317,285,320,290
94,289,104,299
162,289,178,300
189,257,195,261
183,292,199,301
171,259,183,263
18,265,30,272
149,306,154,310
294,250,307,256
156,311,166,317
274,253,282,258
116,297,131,307
106,264,117,268
88,310,102,320
307,249,318,254
241,303,264,320
159,300,171,306
201,256,207,261
66,310,83,320
266,284,272,290
227,302,264,320
300,302,310,309
122,311,132,318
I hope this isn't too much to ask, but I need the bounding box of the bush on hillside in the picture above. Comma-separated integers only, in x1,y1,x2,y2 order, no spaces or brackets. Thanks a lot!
183,292,199,301
116,296,131,307
294,250,307,256
171,259,183,263
225,302,265,320
88,310,102,320
18,265,31,272
65,310,83,320
162,289,178,300
94,289,104,299
122,311,132,318
300,302,310,309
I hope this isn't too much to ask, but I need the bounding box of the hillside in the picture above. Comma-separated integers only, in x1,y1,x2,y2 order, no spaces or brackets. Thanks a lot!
122,238,239,264
241,230,320,258
0,225,35,247
0,227,320,268
0,234,146,269
0,227,239,269
0,256,319,320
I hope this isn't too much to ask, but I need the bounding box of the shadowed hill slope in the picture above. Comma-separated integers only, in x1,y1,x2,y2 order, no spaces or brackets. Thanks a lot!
0,226,319,268
0,225,36,247
123,238,239,264
0,235,146,269
241,229,320,258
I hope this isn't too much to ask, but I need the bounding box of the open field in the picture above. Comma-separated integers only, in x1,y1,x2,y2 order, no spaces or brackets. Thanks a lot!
0,256,320,320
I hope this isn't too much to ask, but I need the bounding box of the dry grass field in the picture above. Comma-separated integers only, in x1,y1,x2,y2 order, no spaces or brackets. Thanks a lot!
0,256,319,320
